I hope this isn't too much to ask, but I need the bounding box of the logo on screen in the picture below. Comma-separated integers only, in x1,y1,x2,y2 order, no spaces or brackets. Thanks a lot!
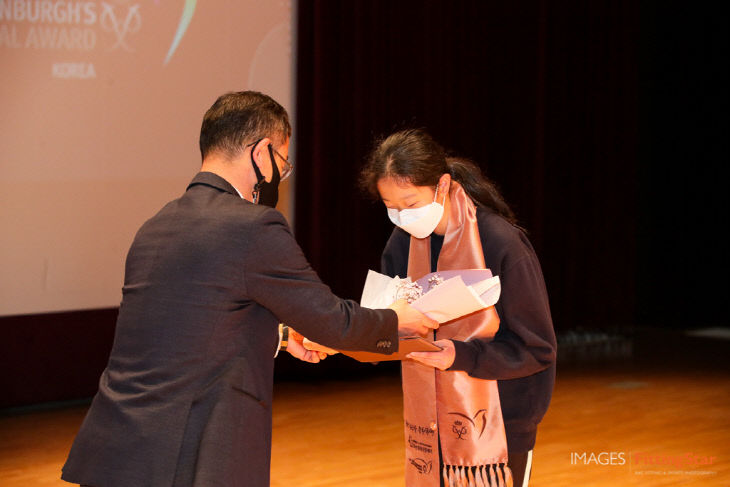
100,3,141,52
164,0,196,65
0,0,198,77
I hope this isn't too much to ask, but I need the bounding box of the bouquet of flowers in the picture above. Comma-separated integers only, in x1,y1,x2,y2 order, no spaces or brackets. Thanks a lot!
302,269,501,361
361,269,501,324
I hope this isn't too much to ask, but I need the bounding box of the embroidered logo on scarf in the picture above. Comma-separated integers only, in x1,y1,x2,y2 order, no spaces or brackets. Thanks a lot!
448,409,490,439
408,457,433,474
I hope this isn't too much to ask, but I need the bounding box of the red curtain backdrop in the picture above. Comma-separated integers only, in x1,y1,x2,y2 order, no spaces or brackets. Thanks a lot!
294,0,727,331
295,0,640,331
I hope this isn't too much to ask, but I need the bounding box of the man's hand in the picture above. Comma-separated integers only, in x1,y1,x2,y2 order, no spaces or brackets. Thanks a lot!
302,338,339,355
286,328,329,363
407,339,455,370
389,299,439,337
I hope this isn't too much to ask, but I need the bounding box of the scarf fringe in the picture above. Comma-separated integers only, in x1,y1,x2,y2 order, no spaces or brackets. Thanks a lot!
443,464,513,487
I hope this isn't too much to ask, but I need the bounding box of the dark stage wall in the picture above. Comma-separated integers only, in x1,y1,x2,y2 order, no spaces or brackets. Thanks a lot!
1,1,727,408
636,2,728,328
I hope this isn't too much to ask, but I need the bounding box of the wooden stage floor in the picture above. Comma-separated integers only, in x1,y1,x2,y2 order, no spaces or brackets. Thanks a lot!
1,329,728,486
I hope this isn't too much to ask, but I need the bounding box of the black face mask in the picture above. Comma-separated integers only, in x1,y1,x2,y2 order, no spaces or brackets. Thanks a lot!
251,142,280,207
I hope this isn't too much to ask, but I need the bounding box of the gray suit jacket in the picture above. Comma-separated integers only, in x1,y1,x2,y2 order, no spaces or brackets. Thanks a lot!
62,172,398,487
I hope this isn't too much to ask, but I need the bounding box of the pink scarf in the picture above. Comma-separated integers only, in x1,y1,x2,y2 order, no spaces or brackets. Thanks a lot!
402,182,512,487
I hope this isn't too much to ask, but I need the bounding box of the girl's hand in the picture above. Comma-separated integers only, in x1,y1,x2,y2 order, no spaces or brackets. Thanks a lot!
406,339,455,370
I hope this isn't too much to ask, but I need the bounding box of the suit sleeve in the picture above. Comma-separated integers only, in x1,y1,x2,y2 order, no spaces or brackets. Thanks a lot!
241,209,399,353
449,248,557,380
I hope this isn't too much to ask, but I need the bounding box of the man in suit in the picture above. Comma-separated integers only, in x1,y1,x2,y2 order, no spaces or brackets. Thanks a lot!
61,91,437,487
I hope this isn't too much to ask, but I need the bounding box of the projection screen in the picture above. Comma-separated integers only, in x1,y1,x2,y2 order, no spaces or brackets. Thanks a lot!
0,0,295,316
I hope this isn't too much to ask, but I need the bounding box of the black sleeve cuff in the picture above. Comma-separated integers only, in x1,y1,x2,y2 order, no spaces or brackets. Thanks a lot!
448,339,479,373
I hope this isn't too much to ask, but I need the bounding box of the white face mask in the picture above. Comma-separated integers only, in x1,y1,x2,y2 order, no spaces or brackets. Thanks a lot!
387,186,446,239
